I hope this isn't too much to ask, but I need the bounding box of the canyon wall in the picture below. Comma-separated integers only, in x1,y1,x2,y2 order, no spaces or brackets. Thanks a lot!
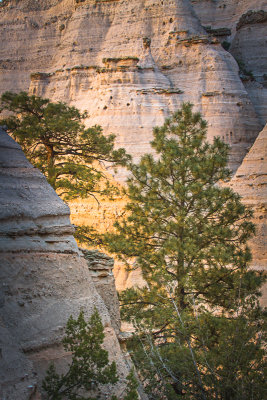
0,128,129,399
0,0,266,172
191,0,267,125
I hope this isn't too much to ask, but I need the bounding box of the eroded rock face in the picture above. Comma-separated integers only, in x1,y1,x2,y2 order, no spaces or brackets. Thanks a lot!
190,0,267,31
0,0,264,174
0,128,78,254
69,195,147,292
228,123,267,304
231,9,267,124
82,249,121,334
0,324,38,399
0,128,128,399
191,0,267,124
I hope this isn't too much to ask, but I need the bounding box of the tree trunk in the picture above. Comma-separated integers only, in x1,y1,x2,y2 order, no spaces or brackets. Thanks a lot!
45,144,56,188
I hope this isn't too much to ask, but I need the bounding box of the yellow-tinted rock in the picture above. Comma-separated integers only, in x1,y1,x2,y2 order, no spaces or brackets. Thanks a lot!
0,0,263,173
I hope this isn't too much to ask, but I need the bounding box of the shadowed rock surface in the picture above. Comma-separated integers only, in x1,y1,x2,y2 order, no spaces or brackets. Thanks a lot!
0,128,129,399
191,0,267,124
229,123,267,304
81,249,121,334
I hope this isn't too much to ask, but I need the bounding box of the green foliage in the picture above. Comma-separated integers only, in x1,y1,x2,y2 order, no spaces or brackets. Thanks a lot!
103,103,266,399
42,310,139,400
0,91,130,201
42,309,119,399
123,369,139,400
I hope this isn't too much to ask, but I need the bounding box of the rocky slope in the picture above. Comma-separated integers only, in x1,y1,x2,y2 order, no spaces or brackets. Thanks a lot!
0,128,129,399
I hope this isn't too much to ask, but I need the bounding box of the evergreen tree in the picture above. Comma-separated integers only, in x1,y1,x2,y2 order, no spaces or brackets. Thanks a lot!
104,103,266,399
42,309,119,399
0,91,129,201
42,310,139,400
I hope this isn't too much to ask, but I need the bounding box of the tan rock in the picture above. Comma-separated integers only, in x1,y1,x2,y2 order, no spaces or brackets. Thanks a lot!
231,9,267,125
69,192,146,292
229,123,267,304
0,0,263,174
191,1,267,125
82,249,121,334
0,128,129,399
191,0,267,32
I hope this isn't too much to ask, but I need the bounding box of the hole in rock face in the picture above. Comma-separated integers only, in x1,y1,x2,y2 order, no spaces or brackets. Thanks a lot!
170,18,173,23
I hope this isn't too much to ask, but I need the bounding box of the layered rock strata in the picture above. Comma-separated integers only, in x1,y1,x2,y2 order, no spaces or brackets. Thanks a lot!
0,128,129,399
191,0,267,32
69,195,147,291
82,249,121,333
0,0,263,174
231,10,267,124
191,1,267,124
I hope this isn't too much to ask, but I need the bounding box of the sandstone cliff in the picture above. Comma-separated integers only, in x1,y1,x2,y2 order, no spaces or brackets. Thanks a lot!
191,0,267,125
0,0,265,173
0,128,129,399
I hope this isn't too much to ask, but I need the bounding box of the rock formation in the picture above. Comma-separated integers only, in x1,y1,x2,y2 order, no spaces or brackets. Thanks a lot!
69,194,147,291
229,123,267,304
191,0,267,124
0,0,265,173
0,128,129,399
82,249,121,333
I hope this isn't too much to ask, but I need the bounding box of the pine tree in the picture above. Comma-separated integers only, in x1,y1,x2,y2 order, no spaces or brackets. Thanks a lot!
104,103,266,399
42,309,119,399
0,91,129,201
42,310,139,400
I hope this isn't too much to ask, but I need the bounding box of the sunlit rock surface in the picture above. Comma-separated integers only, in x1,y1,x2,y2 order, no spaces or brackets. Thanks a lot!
0,0,264,173
0,128,129,399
